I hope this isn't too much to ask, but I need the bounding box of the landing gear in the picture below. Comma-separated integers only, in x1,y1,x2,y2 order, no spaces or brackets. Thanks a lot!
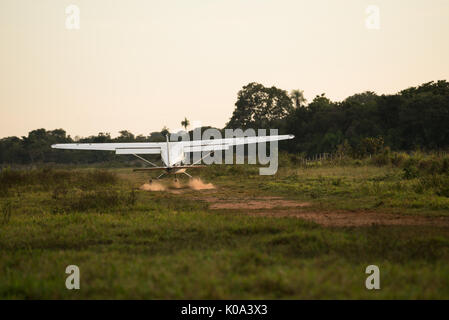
183,171,193,179
156,172,166,180
149,178,153,184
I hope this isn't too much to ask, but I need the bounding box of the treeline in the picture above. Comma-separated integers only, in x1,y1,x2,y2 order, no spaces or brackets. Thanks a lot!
0,129,170,165
1,80,448,164
227,80,449,157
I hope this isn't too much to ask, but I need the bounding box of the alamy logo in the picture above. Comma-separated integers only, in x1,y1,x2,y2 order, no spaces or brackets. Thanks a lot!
365,265,380,290
65,5,80,30
365,5,380,30
65,265,80,290
169,128,282,175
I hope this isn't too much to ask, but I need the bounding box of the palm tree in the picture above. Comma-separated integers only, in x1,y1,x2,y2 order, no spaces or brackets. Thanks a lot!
290,90,307,108
181,117,190,131
161,126,169,136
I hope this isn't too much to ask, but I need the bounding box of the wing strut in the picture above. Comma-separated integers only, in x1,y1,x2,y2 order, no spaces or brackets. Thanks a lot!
191,151,214,166
132,154,159,167
183,171,193,178
157,172,166,179
166,135,170,167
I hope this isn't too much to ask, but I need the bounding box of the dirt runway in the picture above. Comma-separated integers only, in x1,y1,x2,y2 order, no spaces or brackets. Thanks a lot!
202,196,449,227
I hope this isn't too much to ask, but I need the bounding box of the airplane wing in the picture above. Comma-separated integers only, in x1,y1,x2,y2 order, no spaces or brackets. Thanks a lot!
182,134,294,152
133,165,206,171
51,142,164,155
51,134,294,158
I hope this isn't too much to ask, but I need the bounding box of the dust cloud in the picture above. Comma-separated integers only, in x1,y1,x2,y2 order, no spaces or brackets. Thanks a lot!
188,178,215,190
140,182,166,191
139,178,215,192
172,180,182,189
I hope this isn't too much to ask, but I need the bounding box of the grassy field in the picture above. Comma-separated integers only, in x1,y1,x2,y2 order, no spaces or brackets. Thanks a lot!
1,153,449,299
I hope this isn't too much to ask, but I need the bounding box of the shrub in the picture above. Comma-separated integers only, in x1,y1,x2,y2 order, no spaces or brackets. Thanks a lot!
390,152,408,167
372,153,390,166
1,201,12,225
403,165,419,179
416,175,449,197
50,189,136,213
353,160,363,166
0,168,118,196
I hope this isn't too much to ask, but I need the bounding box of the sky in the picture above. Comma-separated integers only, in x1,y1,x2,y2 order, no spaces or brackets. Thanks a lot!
0,0,448,138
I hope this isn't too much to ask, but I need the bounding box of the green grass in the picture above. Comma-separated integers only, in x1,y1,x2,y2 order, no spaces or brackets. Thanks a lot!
200,160,449,215
1,160,449,299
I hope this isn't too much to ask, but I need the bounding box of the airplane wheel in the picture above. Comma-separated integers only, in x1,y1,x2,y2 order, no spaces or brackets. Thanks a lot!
149,179,153,184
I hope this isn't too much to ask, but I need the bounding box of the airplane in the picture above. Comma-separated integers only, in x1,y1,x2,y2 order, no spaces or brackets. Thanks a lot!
52,134,294,182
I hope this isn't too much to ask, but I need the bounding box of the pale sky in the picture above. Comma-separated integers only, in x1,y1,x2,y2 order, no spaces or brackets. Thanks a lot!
1,0,448,138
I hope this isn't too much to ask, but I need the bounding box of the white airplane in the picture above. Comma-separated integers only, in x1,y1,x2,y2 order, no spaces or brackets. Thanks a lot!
52,134,294,182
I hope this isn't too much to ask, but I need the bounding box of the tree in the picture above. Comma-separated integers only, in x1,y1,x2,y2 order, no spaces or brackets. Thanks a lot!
135,134,147,142
287,94,339,154
226,82,294,130
148,132,165,142
117,130,135,142
181,117,190,131
161,126,170,137
290,89,307,108
92,132,111,143
22,129,51,163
